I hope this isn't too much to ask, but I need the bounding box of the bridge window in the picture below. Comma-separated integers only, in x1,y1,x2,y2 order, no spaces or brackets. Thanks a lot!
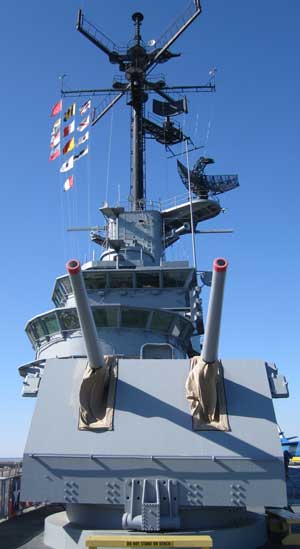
151,311,174,333
84,273,106,290
42,313,60,335
26,325,36,345
57,309,80,331
121,308,149,328
30,319,45,339
136,271,160,288
109,272,133,288
54,285,65,302
93,308,118,327
60,276,72,294
162,270,187,288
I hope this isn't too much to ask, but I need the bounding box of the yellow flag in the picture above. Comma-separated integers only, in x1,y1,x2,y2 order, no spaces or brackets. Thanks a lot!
64,103,76,122
63,137,75,155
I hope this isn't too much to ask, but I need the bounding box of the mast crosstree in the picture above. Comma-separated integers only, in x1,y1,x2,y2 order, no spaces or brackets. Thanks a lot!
62,1,215,210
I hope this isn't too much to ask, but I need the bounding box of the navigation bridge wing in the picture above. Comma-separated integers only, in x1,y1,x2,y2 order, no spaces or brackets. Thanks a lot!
161,198,221,234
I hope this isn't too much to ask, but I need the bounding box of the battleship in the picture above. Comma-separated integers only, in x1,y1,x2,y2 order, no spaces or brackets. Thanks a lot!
5,1,300,548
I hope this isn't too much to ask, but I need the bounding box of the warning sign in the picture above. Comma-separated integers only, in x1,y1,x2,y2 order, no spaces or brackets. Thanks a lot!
126,543,173,547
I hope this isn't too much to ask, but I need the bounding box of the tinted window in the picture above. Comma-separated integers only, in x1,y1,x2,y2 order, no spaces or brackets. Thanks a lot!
42,313,60,335
54,285,65,301
109,272,133,288
31,319,46,339
26,325,37,344
53,294,60,307
57,309,80,331
60,277,72,294
84,273,106,290
122,308,149,328
151,311,174,333
136,272,160,288
93,308,118,327
163,270,187,288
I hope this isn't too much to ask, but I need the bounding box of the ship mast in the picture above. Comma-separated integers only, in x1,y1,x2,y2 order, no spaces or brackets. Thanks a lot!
63,1,215,211
129,12,146,209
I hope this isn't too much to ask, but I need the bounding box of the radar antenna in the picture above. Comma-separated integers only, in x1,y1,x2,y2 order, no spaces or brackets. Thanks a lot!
177,157,239,199
63,1,214,210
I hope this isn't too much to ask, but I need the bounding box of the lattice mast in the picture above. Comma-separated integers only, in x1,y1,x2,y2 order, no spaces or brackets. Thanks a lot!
72,1,214,210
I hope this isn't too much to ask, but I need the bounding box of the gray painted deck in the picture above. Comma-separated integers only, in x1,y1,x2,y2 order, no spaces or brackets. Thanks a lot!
1,503,299,549
0,505,62,548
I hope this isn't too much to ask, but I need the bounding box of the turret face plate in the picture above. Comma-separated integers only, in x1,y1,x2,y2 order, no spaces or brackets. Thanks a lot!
22,356,286,509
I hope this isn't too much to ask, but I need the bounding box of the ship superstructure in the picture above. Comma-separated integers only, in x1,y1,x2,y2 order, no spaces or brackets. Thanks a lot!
18,3,290,549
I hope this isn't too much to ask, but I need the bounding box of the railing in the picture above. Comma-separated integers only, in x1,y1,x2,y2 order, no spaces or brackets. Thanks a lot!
113,73,166,88
104,192,219,212
0,463,22,519
79,12,120,54
154,1,200,51
0,464,22,478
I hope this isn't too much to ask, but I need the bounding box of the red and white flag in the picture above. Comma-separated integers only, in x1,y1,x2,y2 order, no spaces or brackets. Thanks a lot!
49,145,60,161
50,131,60,148
79,99,91,115
51,118,61,135
60,156,74,173
77,115,90,132
64,175,74,192
50,99,62,117
63,120,75,137
77,131,89,146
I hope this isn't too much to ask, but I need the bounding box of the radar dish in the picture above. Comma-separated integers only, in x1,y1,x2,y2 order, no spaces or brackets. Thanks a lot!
177,157,239,198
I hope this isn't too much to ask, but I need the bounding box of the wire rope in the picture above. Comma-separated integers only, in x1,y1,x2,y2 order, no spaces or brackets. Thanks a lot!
203,92,215,156
105,109,114,204
185,139,197,270
86,124,92,261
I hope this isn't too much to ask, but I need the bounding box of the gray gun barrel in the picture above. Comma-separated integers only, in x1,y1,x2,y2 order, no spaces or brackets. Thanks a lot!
201,257,228,363
66,259,105,369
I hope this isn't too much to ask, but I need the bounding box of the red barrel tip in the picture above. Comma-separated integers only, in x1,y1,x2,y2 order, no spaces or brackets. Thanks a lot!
66,259,81,275
213,258,228,272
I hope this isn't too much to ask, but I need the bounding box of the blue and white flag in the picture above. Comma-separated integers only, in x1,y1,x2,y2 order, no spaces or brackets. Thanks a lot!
77,131,89,146
74,146,88,161
60,155,74,173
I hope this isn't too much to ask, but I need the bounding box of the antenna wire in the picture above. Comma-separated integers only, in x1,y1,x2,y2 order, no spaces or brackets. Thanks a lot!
185,139,197,269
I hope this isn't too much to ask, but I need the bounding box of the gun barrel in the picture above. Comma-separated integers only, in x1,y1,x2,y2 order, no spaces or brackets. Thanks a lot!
201,258,228,363
66,259,105,369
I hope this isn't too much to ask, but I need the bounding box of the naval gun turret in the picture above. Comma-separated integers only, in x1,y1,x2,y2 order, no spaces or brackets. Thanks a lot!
18,3,290,549
201,258,227,364
67,259,105,370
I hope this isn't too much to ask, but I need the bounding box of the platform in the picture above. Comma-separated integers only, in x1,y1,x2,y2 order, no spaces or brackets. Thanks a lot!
1,504,300,548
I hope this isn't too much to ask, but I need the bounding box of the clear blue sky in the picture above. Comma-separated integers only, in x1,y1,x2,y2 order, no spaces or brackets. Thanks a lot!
1,0,299,457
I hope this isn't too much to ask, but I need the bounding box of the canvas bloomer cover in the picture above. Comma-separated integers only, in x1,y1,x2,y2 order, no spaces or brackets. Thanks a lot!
78,356,118,431
185,356,229,431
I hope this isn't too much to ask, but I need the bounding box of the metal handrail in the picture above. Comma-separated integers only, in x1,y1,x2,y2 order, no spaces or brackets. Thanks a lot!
104,192,219,213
